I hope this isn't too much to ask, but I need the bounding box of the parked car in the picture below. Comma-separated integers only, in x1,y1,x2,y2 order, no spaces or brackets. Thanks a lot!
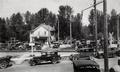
29,49,61,66
96,46,118,58
69,54,91,61
73,60,100,72
59,44,72,49
52,42,60,48
76,47,97,57
0,55,12,69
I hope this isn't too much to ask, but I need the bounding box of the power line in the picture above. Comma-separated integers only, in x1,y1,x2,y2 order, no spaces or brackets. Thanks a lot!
81,1,103,12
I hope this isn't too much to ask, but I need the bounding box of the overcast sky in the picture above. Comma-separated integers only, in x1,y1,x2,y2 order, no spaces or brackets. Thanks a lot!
0,0,120,26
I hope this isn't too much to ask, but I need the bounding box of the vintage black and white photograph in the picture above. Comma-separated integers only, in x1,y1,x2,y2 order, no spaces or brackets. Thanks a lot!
0,0,120,72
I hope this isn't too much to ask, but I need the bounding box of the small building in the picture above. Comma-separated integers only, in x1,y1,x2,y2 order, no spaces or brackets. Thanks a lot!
30,24,55,45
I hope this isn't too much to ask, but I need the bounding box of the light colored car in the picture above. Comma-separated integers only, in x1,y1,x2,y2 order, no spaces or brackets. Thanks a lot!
11,54,33,64
59,44,72,48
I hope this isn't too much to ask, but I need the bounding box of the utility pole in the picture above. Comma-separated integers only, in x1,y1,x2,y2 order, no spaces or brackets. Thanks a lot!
93,0,98,51
117,15,119,48
57,16,60,41
103,0,109,72
70,15,72,41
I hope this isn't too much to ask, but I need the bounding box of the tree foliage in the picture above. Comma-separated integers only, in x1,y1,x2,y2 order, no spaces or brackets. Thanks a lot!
108,9,117,39
0,18,7,42
72,13,82,39
58,5,73,39
88,9,110,40
0,6,119,43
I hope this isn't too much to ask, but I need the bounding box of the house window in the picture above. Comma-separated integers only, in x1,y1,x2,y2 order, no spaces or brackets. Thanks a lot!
44,31,46,35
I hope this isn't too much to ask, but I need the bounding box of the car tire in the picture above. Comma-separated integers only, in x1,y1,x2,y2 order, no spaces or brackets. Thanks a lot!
29,60,36,66
0,62,7,69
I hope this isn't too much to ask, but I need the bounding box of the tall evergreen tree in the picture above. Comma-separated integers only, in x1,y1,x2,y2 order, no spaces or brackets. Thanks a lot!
108,9,117,39
0,18,7,42
35,8,49,26
10,12,25,41
58,5,73,39
72,13,82,39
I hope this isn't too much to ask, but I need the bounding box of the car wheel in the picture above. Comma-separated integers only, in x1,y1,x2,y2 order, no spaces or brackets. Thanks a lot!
0,62,7,69
29,60,36,66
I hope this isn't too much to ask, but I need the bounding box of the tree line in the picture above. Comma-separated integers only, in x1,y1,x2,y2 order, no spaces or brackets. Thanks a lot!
0,5,120,43
88,9,120,40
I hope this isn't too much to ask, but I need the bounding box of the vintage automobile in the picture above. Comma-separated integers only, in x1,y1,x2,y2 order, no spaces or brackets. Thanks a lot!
52,42,60,48
0,55,12,69
29,49,61,66
73,60,100,72
69,54,92,61
96,45,118,58
76,47,97,57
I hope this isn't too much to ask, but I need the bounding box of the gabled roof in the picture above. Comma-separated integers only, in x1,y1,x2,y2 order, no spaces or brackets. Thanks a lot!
31,23,55,33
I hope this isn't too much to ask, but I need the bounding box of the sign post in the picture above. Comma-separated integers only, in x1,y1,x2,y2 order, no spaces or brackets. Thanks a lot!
117,15,120,48
29,42,35,56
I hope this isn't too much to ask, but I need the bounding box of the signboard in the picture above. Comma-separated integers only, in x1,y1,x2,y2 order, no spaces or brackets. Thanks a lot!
29,43,35,46
86,40,90,44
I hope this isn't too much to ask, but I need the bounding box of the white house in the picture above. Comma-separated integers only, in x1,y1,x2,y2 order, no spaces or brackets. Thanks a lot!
30,23,55,44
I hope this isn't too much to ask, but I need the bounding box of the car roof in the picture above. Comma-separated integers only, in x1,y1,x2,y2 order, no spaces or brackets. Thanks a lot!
79,48,94,50
71,54,91,58
41,48,58,52
73,60,99,67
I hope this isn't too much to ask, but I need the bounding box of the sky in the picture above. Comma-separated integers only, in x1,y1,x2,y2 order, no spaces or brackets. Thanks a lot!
0,0,120,26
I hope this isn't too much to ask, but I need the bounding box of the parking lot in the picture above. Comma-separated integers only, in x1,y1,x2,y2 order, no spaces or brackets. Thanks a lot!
0,59,74,72
0,52,119,72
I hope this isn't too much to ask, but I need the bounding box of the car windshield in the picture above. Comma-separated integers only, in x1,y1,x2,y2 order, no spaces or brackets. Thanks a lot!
80,49,94,52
